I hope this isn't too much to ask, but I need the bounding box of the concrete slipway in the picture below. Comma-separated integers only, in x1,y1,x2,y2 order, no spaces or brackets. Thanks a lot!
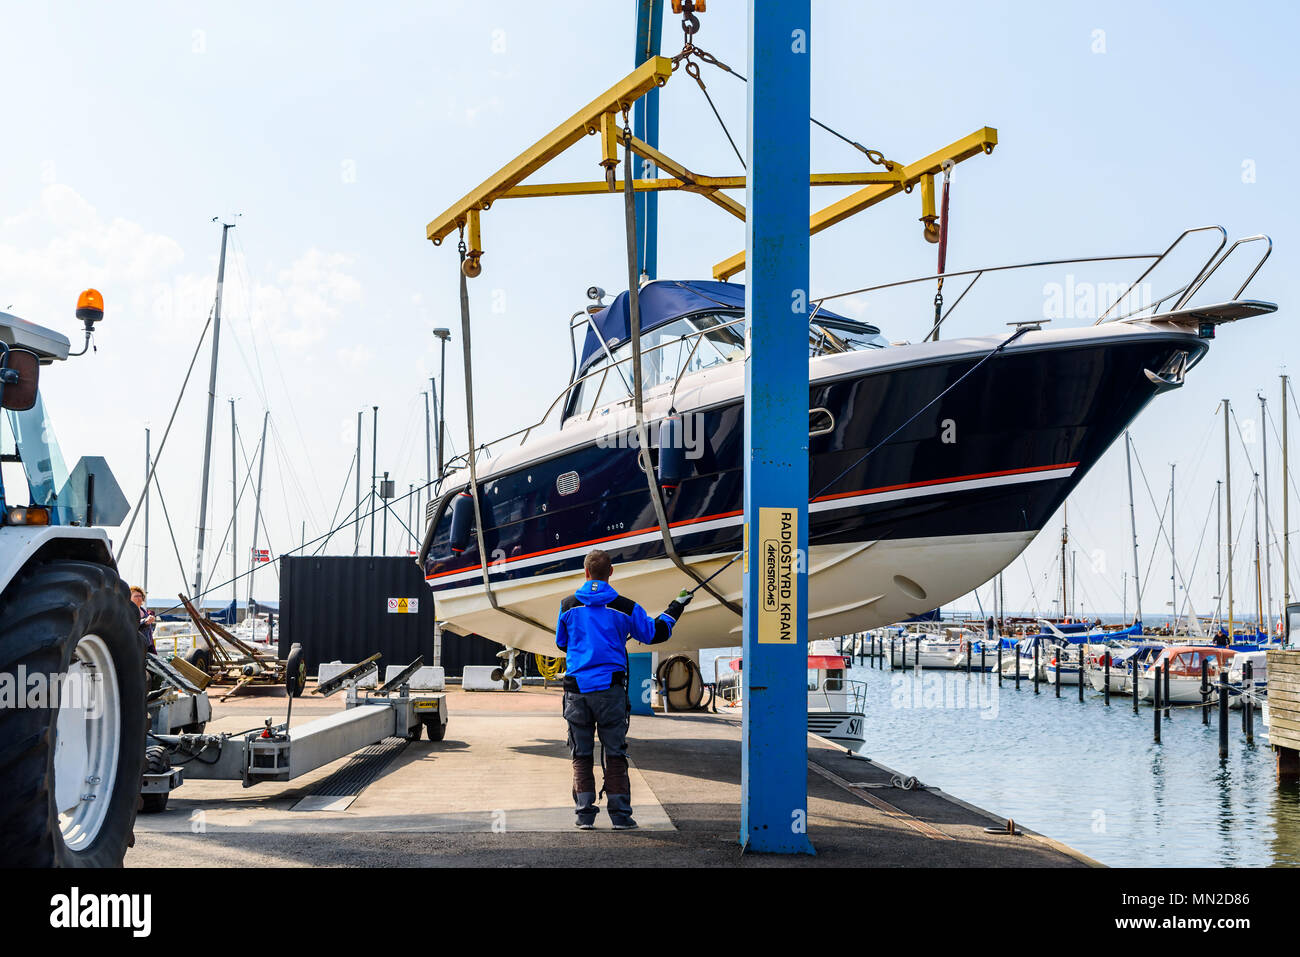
128,684,1096,868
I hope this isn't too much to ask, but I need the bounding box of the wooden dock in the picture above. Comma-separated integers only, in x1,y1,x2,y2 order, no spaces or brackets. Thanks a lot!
1266,650,1300,778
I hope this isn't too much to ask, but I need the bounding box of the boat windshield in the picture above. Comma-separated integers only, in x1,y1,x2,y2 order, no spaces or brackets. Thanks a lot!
565,311,886,420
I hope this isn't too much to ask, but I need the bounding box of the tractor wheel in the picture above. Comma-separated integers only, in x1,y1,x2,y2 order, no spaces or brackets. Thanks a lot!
140,746,171,814
0,559,145,867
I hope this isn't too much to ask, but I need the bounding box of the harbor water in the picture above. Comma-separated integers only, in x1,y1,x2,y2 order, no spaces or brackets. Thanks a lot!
704,648,1299,866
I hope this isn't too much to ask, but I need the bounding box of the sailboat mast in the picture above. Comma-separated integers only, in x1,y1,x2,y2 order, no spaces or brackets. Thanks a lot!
1261,393,1275,638
1060,503,1069,618
247,411,269,608
1255,474,1263,632
230,398,238,612
1216,479,1223,629
1170,463,1176,631
353,411,363,556
1225,399,1235,641
143,427,151,593
191,222,233,600
1125,431,1143,626
1285,374,1291,638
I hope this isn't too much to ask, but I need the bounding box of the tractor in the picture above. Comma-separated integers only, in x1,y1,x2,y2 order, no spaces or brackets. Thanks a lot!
0,290,142,867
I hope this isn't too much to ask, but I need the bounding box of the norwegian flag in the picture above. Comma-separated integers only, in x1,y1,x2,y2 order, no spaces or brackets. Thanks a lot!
251,548,270,563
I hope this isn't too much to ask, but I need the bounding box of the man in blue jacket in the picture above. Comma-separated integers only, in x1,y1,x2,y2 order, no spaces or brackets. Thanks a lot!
556,548,690,829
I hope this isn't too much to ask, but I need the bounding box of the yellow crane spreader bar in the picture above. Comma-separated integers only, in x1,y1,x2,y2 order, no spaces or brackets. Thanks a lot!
425,55,674,247
711,127,998,280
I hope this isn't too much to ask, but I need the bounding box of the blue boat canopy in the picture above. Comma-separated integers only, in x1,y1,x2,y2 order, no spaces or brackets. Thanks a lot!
579,280,868,374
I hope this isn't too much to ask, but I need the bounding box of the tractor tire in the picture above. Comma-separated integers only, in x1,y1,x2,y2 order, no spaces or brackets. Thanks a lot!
140,746,170,814
0,559,145,867
185,646,212,675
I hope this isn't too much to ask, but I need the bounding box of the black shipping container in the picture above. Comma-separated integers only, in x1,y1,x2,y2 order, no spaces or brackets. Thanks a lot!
439,629,508,676
279,556,436,675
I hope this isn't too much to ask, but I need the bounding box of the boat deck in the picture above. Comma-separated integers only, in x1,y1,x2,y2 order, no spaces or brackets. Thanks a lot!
129,684,1095,867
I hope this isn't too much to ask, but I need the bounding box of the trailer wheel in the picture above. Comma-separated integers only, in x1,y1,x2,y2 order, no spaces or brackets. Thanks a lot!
408,721,423,740
424,718,446,742
0,559,145,867
185,646,212,675
140,746,170,814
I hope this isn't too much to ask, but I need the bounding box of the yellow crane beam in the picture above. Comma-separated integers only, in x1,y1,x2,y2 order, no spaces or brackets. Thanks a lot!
425,55,674,246
423,56,996,284
711,127,998,280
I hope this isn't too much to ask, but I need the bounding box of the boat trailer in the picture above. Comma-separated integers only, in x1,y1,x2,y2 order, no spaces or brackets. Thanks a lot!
141,655,446,804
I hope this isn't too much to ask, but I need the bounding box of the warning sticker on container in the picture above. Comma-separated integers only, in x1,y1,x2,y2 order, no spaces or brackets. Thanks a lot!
387,597,419,614
757,506,798,644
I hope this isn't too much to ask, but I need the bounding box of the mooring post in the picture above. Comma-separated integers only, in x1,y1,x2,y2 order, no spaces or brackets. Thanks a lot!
998,643,1003,687
1154,668,1162,743
890,637,896,671
1201,658,1209,726
980,643,986,675
1034,642,1040,695
1163,660,1171,720
738,0,814,855
966,641,972,676
1219,669,1230,759
915,636,921,671
1078,646,1085,702
1104,650,1110,706
1054,646,1061,698
1245,661,1255,745
1133,659,1140,714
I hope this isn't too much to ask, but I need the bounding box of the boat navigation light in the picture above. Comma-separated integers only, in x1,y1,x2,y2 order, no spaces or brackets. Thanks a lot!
586,286,606,304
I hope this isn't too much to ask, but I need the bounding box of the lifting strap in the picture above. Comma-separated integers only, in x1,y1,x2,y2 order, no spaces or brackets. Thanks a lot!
456,237,554,638
621,123,741,616
929,164,952,342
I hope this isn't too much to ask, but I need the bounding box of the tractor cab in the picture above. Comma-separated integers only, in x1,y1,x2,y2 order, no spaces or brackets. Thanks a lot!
1,291,127,528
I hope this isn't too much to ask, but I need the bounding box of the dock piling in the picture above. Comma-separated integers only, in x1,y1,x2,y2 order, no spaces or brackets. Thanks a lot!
1201,659,1209,726
998,644,1003,687
1104,651,1110,706
1033,643,1039,695
1219,670,1230,759
1078,647,1084,702
1054,646,1061,698
1154,667,1162,743
1164,661,1171,720
1245,662,1255,745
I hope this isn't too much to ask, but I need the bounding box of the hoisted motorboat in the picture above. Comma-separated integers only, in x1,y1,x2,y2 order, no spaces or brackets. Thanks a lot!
421,230,1276,659
414,27,1276,666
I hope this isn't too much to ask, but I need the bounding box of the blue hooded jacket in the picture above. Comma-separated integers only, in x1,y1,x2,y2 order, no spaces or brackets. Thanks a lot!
556,580,679,693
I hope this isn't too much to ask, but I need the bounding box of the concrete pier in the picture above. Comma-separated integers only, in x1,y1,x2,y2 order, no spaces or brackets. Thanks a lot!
129,685,1095,867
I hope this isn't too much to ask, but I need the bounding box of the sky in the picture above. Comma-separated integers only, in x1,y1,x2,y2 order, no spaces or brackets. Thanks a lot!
1,1,1297,623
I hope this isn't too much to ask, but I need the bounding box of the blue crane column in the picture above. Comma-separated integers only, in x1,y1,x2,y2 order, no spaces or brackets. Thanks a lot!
740,0,814,854
628,0,663,717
